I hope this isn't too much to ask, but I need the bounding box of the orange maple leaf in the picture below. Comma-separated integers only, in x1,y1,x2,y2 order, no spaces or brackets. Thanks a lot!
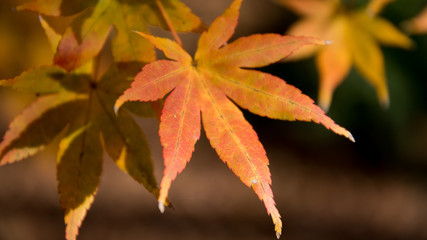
18,0,202,71
115,0,354,237
278,0,413,111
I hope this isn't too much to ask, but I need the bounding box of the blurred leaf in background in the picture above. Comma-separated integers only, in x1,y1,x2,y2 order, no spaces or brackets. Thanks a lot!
277,0,412,111
403,5,427,34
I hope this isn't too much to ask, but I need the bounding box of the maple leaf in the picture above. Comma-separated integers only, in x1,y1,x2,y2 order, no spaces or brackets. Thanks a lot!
278,0,413,111
0,19,162,240
115,0,354,237
18,0,203,71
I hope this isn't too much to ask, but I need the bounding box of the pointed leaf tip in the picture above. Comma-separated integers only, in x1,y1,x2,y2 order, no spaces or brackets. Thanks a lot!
271,212,282,239
133,30,149,39
380,97,390,110
38,14,61,52
307,37,331,46
132,30,141,35
158,201,165,213
324,40,333,45
113,104,120,116
348,132,355,143
114,96,127,116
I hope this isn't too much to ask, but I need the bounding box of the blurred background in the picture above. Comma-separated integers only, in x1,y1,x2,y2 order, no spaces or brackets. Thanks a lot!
1,0,427,239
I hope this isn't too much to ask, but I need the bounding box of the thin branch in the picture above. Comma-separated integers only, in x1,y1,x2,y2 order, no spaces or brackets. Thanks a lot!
155,0,183,46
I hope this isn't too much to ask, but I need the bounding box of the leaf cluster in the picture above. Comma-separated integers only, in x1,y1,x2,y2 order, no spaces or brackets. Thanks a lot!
1,0,201,239
0,0,371,239
278,0,413,111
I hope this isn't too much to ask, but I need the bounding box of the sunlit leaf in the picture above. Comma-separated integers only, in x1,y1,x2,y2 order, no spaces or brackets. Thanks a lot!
19,0,203,72
116,0,354,237
57,125,102,240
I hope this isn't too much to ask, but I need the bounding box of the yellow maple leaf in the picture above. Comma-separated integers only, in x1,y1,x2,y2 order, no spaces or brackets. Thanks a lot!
278,0,413,111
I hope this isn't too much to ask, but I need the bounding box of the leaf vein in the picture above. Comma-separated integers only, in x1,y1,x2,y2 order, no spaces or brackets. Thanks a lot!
215,40,298,63
199,76,261,186
216,71,313,114
172,79,193,171
139,65,190,91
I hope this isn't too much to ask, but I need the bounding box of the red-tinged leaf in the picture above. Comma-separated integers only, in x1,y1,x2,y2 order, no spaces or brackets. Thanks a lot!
0,93,87,165
18,0,203,33
117,0,354,237
158,72,200,209
204,67,353,141
54,0,156,68
54,2,114,71
115,60,190,111
195,0,242,60
210,34,325,68
96,64,160,118
25,0,203,70
57,125,103,240
198,75,282,238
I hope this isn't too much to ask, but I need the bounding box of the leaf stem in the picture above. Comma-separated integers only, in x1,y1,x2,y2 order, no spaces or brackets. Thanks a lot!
155,0,183,46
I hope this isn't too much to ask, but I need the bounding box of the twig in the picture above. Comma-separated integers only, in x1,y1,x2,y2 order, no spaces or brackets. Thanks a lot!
155,0,183,46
